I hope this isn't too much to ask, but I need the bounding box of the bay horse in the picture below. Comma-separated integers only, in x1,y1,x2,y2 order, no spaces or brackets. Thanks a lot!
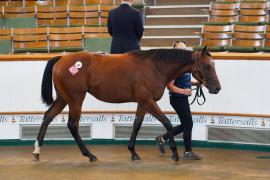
33,46,221,162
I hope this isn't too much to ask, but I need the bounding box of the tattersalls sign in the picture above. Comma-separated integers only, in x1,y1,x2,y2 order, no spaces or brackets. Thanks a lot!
0,113,269,141
215,116,259,127
0,113,269,128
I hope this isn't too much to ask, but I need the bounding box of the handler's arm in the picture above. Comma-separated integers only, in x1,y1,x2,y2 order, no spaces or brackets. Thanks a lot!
167,80,191,96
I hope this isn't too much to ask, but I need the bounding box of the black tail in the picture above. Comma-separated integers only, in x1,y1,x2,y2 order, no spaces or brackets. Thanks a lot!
41,56,61,106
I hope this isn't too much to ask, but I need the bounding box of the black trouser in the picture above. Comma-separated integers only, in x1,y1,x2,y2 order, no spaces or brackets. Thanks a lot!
162,95,193,152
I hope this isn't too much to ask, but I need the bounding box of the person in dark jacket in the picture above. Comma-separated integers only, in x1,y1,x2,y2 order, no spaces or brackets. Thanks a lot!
107,0,144,54
155,41,201,160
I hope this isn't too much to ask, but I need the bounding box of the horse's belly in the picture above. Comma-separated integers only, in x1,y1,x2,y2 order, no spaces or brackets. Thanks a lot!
88,88,134,103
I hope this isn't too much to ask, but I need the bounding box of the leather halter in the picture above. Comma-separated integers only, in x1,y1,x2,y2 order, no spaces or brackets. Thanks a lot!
192,51,207,87
190,51,206,105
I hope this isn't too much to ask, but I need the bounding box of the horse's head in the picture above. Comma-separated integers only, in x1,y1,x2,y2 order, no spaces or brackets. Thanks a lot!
192,46,221,94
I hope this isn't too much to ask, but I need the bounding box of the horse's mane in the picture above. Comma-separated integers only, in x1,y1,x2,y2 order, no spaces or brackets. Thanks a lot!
130,49,193,64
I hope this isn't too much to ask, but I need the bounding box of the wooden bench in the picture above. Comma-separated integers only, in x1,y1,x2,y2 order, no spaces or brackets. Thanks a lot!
195,23,233,51
69,5,100,26
49,27,84,52
12,28,49,53
36,6,68,27
227,24,265,52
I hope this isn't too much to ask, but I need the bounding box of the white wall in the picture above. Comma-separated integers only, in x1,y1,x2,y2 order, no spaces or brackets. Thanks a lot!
0,59,270,141
0,59,269,115
190,60,270,115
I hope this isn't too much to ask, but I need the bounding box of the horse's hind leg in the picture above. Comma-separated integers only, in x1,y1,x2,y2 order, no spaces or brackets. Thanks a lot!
128,103,146,161
33,96,67,161
144,100,179,162
67,97,97,162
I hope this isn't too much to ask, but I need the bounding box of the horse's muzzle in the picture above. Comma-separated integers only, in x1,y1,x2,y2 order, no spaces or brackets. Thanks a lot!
209,87,221,94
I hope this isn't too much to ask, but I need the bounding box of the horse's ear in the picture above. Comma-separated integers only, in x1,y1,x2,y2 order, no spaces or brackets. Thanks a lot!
202,46,207,55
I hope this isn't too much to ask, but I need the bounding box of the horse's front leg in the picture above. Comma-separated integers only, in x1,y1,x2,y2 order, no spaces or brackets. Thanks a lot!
145,99,179,161
128,103,146,161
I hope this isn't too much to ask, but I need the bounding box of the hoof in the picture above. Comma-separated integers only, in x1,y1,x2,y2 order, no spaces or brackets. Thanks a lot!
155,136,166,155
171,154,179,162
131,155,141,161
89,156,97,162
32,153,40,161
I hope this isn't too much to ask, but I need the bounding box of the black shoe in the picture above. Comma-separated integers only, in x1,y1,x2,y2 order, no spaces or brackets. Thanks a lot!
155,136,165,155
184,151,201,160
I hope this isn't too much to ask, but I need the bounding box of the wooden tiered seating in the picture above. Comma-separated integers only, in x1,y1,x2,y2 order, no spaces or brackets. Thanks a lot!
208,9,238,23
0,0,40,6
49,27,84,52
89,0,103,5
36,6,68,27
194,23,233,51
12,27,49,53
101,0,115,5
69,5,100,26
0,0,103,6
215,0,240,2
3,6,36,28
227,23,265,52
0,1,5,6
0,0,115,53
54,0,101,6
69,0,101,5
260,24,270,52
22,0,38,6
84,26,108,35
35,0,54,6
53,0,69,6
0,1,115,28
240,1,268,9
0,26,111,53
69,0,87,6
208,1,239,23
0,6,3,28
4,0,23,6
0,28,11,38
238,1,268,24
0,28,11,54
100,5,115,25
4,6,35,18
239,9,268,23
210,2,239,10
84,26,111,52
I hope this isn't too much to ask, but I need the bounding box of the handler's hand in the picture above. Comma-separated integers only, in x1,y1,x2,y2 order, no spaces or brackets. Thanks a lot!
192,80,200,86
180,89,192,96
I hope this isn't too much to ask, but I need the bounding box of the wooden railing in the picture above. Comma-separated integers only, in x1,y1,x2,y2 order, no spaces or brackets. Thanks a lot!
0,110,269,118
1,52,270,61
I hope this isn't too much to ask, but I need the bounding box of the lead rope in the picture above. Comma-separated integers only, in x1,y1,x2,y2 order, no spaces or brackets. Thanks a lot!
189,84,206,105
